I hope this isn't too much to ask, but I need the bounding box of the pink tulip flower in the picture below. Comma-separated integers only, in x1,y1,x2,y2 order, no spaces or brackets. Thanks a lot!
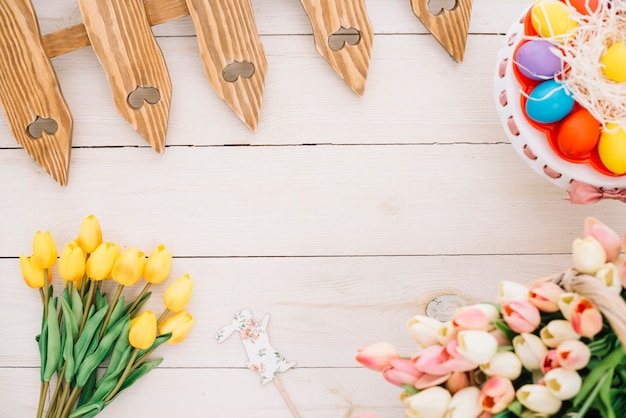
528,282,563,313
583,217,621,262
541,350,560,374
446,371,470,394
479,377,516,414
443,339,479,372
382,358,420,386
414,371,452,390
413,345,450,375
556,340,591,370
452,308,491,331
501,301,541,333
570,298,604,338
356,342,399,371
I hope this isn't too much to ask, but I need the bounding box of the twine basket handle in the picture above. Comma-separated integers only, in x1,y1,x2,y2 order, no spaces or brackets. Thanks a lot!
531,269,626,350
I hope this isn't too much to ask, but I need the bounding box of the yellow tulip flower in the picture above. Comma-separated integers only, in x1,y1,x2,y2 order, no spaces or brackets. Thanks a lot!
32,231,57,269
158,311,195,345
86,242,120,281
112,248,145,286
77,215,102,253
163,274,194,312
58,241,86,283
20,255,50,288
143,244,172,284
129,310,157,349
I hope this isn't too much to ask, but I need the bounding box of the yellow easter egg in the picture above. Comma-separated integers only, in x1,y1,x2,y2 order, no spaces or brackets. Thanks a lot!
598,124,626,174
601,42,626,82
531,0,578,39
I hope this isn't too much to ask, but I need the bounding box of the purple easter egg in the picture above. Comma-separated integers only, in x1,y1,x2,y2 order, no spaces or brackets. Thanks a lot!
515,40,563,81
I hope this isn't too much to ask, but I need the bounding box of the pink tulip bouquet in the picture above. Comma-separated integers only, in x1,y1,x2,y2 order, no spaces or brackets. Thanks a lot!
19,215,195,418
356,217,626,418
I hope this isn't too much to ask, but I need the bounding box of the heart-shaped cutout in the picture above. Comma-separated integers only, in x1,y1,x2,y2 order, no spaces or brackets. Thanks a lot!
328,27,361,51
222,61,256,83
127,86,161,109
427,0,458,14
27,116,59,139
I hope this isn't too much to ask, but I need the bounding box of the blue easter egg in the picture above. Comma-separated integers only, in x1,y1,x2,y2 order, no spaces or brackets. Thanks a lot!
525,80,574,124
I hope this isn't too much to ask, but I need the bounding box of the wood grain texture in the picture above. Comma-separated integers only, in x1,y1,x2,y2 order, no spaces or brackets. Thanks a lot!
77,0,172,153
0,0,72,186
185,0,267,131
299,0,373,96
411,0,473,63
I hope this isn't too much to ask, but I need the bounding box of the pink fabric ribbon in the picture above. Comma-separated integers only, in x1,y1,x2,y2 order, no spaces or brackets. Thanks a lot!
569,180,626,204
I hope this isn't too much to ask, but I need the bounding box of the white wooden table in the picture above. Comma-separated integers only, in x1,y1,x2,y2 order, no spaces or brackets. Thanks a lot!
2,1,626,417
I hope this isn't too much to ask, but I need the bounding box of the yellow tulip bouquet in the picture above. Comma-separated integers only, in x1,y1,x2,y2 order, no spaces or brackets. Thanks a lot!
356,218,626,418
20,215,195,418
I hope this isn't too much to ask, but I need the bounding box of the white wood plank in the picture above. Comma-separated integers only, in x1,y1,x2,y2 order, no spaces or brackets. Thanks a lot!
0,35,510,147
31,0,530,36
0,368,405,418
0,254,582,367
0,146,623,258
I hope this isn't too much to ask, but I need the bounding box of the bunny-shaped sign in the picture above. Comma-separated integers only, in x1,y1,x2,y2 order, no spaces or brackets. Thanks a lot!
216,308,296,384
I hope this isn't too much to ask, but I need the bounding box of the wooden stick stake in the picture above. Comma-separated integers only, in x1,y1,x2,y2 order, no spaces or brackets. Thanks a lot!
273,376,301,418
411,0,473,63
299,0,374,96
0,0,73,186
185,0,267,131
77,0,172,153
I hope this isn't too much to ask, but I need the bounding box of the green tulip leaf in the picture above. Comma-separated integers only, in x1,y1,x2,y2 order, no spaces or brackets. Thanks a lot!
61,298,77,382
598,368,616,418
90,346,133,403
71,285,84,326
118,358,163,393
68,400,104,418
574,347,626,407
38,322,48,382
73,305,107,369
76,316,129,387
95,287,107,311
493,319,517,341
401,385,418,395
106,296,126,333
137,332,172,362
126,292,152,317
43,298,61,381
76,368,98,408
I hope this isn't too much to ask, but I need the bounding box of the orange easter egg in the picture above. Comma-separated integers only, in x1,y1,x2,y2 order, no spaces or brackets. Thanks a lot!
568,0,601,15
556,108,601,159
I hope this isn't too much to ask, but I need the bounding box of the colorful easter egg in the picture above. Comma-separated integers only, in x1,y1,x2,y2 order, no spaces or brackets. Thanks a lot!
531,0,578,39
525,80,574,124
568,0,601,15
601,42,626,83
598,124,626,174
515,40,562,80
556,108,601,158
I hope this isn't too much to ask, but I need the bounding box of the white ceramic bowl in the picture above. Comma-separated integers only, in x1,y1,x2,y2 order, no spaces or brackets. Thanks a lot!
493,6,626,192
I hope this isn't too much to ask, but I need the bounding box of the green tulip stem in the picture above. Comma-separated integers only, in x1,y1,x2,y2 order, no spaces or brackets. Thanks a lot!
45,366,66,418
99,284,124,340
79,281,96,335
128,282,152,314
157,309,170,326
36,380,49,418
79,274,87,299
57,386,81,418
103,349,139,403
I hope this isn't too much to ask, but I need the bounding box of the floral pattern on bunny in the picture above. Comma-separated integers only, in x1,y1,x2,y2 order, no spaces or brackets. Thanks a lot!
216,309,296,384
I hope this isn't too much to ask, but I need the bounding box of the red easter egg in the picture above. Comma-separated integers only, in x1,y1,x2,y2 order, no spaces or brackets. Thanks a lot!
556,108,601,158
568,0,601,15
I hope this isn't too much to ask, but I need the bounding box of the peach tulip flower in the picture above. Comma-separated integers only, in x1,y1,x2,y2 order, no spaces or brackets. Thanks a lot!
541,349,560,374
570,298,603,338
452,308,490,332
356,342,399,371
528,282,563,313
583,217,621,262
479,377,515,414
501,301,541,333
446,371,470,394
555,339,591,370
